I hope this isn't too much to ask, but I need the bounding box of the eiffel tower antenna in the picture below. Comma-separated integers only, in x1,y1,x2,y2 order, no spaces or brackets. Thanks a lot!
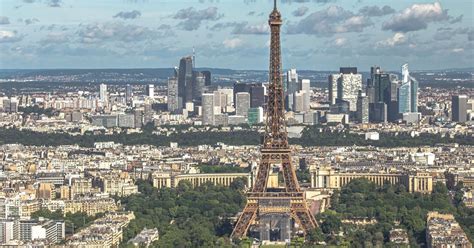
231,0,317,242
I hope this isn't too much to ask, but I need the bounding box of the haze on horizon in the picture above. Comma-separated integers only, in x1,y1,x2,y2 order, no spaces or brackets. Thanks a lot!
0,0,472,71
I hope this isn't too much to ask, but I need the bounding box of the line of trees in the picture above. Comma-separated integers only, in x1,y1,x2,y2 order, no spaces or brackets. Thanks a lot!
1,126,472,148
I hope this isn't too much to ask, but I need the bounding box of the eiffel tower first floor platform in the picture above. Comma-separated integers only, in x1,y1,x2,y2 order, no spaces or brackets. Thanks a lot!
230,192,318,241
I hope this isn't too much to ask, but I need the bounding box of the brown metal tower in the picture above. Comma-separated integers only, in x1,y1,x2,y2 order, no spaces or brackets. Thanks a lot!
231,0,317,241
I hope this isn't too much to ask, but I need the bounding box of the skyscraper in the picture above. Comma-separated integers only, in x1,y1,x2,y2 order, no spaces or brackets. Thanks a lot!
247,107,264,125
286,69,299,110
372,102,387,123
167,77,179,113
368,67,392,123
452,95,468,122
328,74,338,105
374,72,391,103
300,79,311,111
202,93,214,125
125,84,133,103
99,84,107,102
178,56,193,107
250,84,265,108
330,67,362,111
293,91,307,112
357,91,369,124
398,64,411,114
410,76,419,112
402,63,409,84
192,71,205,102
398,81,411,114
233,83,252,105
236,92,250,117
202,71,212,86
146,84,154,98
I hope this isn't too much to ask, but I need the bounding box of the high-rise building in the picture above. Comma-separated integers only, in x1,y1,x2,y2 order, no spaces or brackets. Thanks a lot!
236,92,250,117
410,76,419,112
146,84,154,98
217,88,234,110
202,93,214,125
125,84,133,103
202,71,212,86
233,83,251,105
369,66,399,122
293,91,306,113
452,95,468,122
250,84,265,108
213,91,223,114
167,77,179,113
248,107,264,125
99,84,108,102
286,69,299,110
356,91,369,124
300,79,311,111
328,74,339,105
340,67,357,74
366,66,382,104
371,102,387,123
398,64,411,114
233,83,265,109
402,63,409,84
331,68,362,111
373,72,391,104
178,56,193,107
398,80,411,114
192,72,205,102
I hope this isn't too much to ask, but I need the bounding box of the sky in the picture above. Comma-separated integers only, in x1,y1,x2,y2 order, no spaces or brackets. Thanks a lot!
0,0,473,70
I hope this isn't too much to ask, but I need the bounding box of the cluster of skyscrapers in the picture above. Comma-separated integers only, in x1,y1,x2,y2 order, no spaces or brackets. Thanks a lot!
329,64,420,124
167,55,266,126
167,56,211,113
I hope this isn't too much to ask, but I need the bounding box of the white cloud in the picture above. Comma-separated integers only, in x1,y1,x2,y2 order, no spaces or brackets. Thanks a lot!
223,38,243,49
377,33,407,47
0,30,23,43
382,2,450,32
334,37,347,47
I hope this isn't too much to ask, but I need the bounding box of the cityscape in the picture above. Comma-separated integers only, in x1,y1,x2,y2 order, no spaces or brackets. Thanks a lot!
0,0,473,248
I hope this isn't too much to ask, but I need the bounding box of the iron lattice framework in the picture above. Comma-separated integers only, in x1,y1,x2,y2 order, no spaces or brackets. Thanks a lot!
231,0,317,240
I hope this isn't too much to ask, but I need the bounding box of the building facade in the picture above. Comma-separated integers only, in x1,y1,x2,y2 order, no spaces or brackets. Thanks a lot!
310,166,433,193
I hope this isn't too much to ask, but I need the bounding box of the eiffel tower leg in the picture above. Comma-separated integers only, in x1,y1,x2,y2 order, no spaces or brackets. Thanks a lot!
281,154,299,192
252,154,271,193
291,202,318,235
230,203,257,239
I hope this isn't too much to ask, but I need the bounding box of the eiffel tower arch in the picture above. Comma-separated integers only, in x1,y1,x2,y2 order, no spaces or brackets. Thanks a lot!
231,0,317,242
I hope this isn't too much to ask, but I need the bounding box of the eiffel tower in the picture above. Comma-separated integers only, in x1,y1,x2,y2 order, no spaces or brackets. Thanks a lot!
231,0,317,242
